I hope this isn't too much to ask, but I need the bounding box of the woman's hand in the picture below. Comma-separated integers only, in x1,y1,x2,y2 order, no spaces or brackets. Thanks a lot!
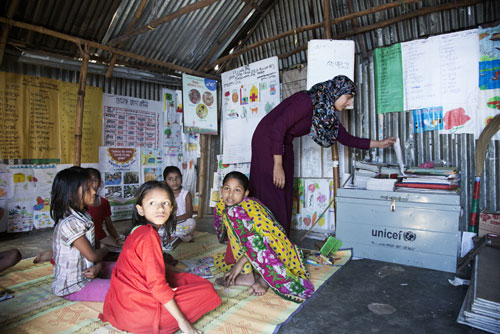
178,318,202,334
370,137,397,149
83,262,102,279
273,155,285,189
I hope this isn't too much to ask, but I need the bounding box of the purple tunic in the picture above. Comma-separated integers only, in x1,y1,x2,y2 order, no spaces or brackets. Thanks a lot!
249,91,369,234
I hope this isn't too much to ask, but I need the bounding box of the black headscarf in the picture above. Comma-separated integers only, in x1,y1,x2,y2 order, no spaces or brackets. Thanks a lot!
306,75,357,147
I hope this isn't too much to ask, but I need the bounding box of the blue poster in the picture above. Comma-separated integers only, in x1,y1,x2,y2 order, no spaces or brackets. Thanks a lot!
413,106,444,133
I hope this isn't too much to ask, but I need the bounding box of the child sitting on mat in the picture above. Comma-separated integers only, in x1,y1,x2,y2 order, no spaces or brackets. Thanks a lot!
99,181,221,334
163,166,196,242
213,171,314,303
51,167,113,301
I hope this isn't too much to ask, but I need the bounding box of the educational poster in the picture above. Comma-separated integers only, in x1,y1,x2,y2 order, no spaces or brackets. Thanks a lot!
141,148,163,182
293,179,333,233
412,107,444,133
7,198,33,232
182,73,218,134
402,29,479,111
59,82,102,164
99,147,140,221
221,56,280,163
162,88,182,157
478,24,500,140
306,39,355,89
374,43,404,114
301,136,322,177
479,24,500,90
102,94,162,149
32,195,52,229
0,72,60,162
0,164,13,200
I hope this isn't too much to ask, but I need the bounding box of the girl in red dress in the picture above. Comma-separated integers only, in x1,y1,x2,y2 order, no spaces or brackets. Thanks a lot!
99,181,221,334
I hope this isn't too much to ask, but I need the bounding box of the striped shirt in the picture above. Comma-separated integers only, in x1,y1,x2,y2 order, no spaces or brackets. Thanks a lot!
51,209,95,296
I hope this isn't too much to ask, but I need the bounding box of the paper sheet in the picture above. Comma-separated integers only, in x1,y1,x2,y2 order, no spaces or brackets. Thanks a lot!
394,138,406,176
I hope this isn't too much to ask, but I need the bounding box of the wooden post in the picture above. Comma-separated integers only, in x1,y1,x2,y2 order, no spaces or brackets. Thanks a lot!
74,44,89,166
197,134,208,218
331,143,340,226
323,0,331,39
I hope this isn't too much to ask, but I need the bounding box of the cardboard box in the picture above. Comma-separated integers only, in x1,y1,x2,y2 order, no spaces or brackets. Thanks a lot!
479,211,500,237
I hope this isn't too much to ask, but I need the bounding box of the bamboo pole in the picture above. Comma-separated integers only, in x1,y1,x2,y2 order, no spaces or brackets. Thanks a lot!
0,16,219,81
207,0,420,69
0,0,19,65
106,0,148,78
74,44,90,167
323,0,331,39
197,134,208,218
108,0,220,46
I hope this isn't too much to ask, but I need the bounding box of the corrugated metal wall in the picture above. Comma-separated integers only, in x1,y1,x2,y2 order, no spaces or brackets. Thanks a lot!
0,56,221,216
230,0,500,229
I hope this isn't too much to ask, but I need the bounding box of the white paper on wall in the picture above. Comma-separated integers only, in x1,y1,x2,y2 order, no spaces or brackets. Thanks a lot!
221,57,280,163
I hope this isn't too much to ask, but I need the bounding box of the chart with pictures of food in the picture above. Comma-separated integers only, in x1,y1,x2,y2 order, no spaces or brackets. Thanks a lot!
102,94,162,149
182,73,218,134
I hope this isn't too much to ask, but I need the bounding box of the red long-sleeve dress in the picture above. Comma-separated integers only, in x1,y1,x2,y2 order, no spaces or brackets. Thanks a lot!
99,225,221,334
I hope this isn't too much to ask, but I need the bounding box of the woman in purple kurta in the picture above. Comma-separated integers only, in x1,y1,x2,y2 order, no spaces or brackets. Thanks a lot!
249,76,395,235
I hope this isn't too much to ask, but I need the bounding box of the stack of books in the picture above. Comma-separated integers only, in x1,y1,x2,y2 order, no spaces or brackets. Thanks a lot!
395,167,459,192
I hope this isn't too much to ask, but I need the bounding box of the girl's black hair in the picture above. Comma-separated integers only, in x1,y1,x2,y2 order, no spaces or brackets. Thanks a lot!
130,181,177,243
87,167,102,181
162,165,182,181
223,171,249,191
50,166,92,223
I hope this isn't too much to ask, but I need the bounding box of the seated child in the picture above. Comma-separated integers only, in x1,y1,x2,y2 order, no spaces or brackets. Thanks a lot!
163,166,196,242
214,171,314,302
99,181,221,334
34,167,123,264
87,168,124,248
51,167,113,301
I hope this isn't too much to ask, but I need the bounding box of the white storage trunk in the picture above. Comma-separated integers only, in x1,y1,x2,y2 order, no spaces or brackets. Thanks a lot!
336,188,462,272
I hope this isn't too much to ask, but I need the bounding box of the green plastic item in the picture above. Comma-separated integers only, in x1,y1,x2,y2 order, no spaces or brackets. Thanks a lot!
320,236,343,256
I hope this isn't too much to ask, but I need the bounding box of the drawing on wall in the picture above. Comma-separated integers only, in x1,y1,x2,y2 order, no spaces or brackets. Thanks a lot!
443,107,471,131
221,57,280,163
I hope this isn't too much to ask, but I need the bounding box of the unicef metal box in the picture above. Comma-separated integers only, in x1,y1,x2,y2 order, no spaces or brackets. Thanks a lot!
336,188,461,272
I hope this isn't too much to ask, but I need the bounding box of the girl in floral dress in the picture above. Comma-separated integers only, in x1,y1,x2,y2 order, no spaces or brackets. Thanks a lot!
214,171,314,303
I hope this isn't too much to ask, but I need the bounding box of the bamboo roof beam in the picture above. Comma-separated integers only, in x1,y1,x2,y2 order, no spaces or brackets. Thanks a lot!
108,0,220,47
277,0,484,61
0,16,220,80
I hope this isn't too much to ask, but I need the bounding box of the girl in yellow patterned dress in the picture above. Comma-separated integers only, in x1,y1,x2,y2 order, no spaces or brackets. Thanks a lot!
213,171,314,303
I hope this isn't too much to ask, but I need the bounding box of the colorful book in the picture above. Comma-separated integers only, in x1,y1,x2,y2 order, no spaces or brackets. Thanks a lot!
181,257,214,268
184,265,213,278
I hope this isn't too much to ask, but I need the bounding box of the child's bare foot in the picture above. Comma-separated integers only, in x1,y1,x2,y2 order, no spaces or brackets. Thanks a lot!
248,276,268,296
215,273,255,287
33,251,52,263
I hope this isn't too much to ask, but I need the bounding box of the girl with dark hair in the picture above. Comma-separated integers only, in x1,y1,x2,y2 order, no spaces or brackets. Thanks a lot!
100,181,221,334
163,165,196,242
51,166,111,301
214,171,314,303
